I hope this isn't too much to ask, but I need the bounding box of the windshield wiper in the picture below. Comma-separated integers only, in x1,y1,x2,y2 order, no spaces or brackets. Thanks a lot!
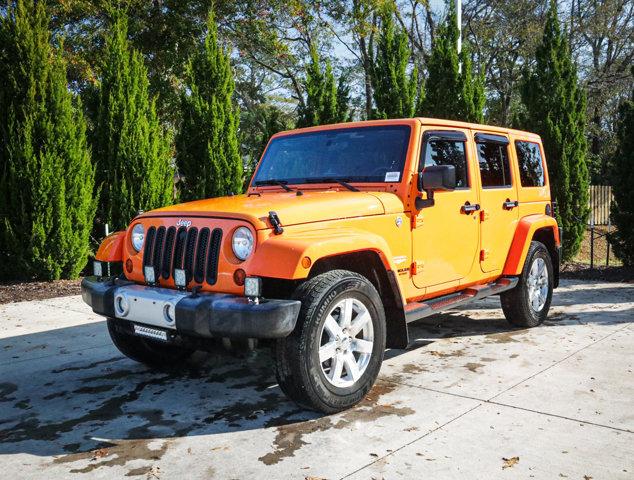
254,179,293,192
303,178,360,192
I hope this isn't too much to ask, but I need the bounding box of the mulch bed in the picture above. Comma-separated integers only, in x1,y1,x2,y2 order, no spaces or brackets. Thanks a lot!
561,262,634,283
0,279,82,305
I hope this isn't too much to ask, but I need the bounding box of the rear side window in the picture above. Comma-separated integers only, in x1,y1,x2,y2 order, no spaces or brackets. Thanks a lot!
476,142,512,188
515,141,545,187
422,140,469,188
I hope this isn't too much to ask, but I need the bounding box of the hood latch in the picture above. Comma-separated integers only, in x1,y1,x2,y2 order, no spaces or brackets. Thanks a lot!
268,211,284,235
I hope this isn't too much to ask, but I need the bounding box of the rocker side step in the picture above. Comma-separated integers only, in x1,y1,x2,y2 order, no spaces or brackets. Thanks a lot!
404,276,519,324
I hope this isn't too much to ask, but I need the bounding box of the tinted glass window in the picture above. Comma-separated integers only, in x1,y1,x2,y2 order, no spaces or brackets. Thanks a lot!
516,141,545,187
477,142,512,188
422,140,469,188
253,126,411,184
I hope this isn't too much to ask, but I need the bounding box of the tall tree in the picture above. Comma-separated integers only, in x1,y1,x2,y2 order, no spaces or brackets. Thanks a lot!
176,9,243,201
297,45,350,127
93,10,173,232
520,0,590,260
336,74,352,122
371,4,418,119
422,2,485,123
609,66,634,265
0,0,96,280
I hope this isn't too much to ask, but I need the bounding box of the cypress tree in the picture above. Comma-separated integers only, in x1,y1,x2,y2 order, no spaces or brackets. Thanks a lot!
297,45,349,127
336,74,352,123
0,0,95,280
176,9,242,202
608,66,634,266
94,10,173,231
422,2,485,123
520,0,590,260
371,4,418,119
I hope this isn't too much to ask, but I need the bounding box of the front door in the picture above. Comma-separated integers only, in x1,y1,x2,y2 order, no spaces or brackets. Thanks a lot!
473,132,519,273
412,129,480,290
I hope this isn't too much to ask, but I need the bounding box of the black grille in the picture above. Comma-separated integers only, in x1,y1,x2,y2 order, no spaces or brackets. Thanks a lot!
194,228,210,283
161,227,176,279
206,228,222,285
184,228,198,284
142,224,222,287
172,226,187,275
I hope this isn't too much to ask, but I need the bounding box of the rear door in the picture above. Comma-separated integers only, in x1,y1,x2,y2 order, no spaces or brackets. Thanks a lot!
473,132,519,273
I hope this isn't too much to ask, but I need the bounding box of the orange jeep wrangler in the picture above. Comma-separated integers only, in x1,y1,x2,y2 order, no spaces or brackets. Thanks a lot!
83,118,561,413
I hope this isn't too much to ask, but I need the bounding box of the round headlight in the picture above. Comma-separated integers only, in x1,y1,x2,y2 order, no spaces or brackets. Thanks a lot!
131,224,144,252
232,227,254,261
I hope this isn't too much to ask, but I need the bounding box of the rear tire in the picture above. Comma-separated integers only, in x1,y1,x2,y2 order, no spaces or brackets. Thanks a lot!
274,270,386,413
107,318,195,368
501,241,554,327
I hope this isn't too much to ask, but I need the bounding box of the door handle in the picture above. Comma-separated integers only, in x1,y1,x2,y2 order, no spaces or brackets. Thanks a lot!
461,202,481,214
503,199,519,210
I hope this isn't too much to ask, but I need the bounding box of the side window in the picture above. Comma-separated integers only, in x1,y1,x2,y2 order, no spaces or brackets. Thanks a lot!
422,139,469,188
515,141,545,187
476,141,512,188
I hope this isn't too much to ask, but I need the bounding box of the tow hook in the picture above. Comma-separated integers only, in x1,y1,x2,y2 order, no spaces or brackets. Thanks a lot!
268,211,284,234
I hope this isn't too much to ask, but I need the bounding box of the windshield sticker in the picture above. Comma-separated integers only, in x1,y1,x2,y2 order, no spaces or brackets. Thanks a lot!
385,171,400,182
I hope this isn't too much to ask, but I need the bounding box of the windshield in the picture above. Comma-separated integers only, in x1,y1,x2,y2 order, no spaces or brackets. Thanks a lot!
253,125,411,185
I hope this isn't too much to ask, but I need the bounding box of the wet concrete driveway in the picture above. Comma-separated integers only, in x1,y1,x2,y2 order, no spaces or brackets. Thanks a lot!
1,279,632,479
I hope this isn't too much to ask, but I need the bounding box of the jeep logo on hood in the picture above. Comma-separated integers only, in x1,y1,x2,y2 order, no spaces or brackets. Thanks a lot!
176,219,192,228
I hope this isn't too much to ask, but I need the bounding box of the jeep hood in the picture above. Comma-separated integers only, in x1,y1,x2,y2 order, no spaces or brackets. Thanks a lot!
144,191,402,230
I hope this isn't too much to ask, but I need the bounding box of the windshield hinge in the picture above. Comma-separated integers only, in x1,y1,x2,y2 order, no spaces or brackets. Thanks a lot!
268,211,284,235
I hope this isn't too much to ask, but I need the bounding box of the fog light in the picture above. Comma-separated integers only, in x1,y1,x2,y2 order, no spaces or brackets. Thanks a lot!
115,294,130,317
144,266,156,284
244,277,262,298
163,303,175,323
174,268,186,288
93,261,103,277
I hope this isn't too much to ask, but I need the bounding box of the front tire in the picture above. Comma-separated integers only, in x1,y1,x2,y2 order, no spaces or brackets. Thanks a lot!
274,270,386,413
107,318,195,368
501,241,554,327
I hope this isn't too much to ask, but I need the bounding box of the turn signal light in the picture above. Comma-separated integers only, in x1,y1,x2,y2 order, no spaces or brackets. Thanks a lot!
233,268,246,286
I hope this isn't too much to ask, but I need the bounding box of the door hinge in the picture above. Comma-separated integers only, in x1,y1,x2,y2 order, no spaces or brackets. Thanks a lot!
411,261,424,275
411,214,424,229
480,249,489,261
480,210,489,222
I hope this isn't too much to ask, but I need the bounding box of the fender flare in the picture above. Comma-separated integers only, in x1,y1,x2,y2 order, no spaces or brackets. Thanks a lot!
95,231,126,262
248,227,398,280
503,215,560,276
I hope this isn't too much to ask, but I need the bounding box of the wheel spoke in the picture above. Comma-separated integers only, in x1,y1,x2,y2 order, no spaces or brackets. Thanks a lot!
352,338,373,354
343,352,360,381
349,310,370,336
531,293,540,310
330,354,344,381
537,260,545,277
319,341,337,363
340,298,354,328
324,315,342,339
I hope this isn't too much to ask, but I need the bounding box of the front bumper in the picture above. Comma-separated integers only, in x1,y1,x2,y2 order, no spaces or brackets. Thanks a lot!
81,276,301,339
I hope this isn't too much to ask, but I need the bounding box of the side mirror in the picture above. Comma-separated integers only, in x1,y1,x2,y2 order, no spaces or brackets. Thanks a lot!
418,165,456,192
416,165,457,210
